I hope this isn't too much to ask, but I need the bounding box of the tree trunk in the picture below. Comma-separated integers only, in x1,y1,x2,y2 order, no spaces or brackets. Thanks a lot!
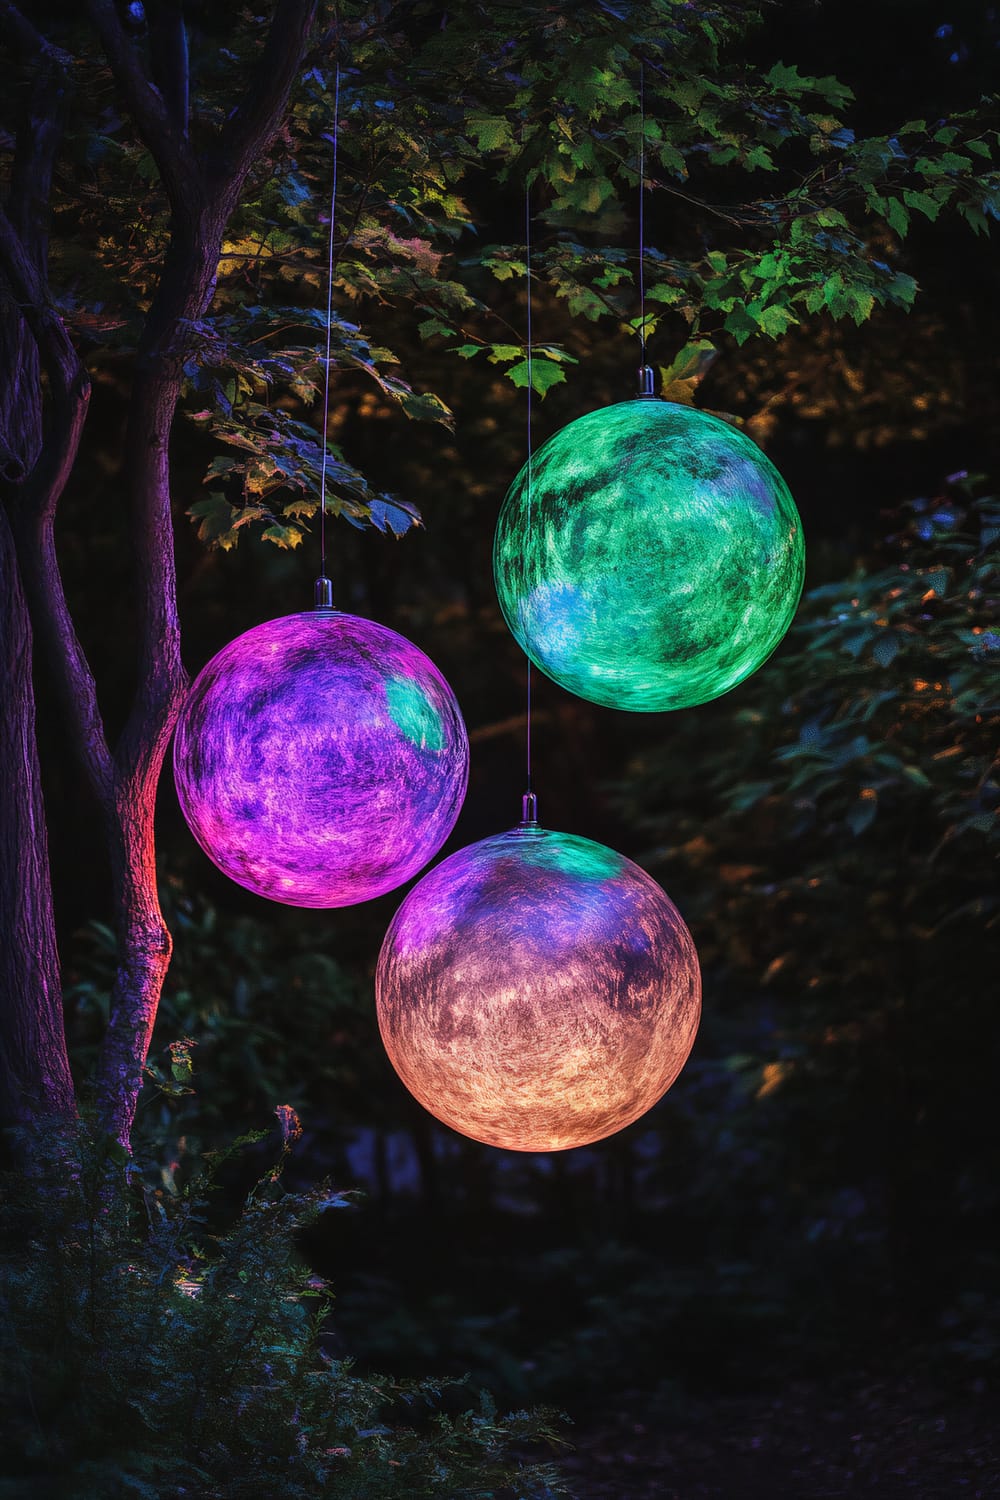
92,230,215,1144
0,506,75,1128
87,0,319,1143
0,29,77,1131
0,0,318,1149
0,26,95,1138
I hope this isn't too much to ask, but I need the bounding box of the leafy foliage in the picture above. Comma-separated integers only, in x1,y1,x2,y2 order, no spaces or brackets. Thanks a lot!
27,0,998,555
0,1117,568,1499
607,476,999,1353
621,476,998,972
66,880,382,1147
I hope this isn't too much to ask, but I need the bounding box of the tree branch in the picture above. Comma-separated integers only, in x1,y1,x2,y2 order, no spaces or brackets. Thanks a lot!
86,0,201,212
110,0,321,786
148,0,190,138
211,0,319,208
0,0,73,68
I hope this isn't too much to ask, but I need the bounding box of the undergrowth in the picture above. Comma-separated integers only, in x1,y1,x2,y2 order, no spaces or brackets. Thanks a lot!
0,1109,568,1500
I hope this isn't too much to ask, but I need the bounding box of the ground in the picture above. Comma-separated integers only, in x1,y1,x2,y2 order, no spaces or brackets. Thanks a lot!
557,1373,1000,1498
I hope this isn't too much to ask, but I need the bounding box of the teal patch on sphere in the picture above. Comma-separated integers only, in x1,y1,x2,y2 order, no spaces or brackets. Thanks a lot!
493,400,806,711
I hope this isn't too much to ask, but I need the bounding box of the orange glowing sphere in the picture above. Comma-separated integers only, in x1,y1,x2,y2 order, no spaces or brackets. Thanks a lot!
375,824,701,1152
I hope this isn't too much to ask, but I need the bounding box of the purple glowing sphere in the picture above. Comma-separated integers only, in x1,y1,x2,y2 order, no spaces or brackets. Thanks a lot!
376,824,701,1152
173,611,469,906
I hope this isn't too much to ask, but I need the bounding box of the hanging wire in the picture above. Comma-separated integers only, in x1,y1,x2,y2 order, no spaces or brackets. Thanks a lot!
316,57,341,601
522,177,537,824
638,55,647,367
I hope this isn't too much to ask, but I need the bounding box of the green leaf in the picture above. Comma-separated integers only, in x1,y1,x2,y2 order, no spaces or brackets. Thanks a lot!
260,523,305,548
659,338,718,402
884,198,910,238
481,256,526,283
466,115,514,153
822,275,852,318
647,282,687,306
659,141,688,178
506,359,567,397
187,493,237,548
887,272,918,308
845,287,875,325
902,189,943,221
723,306,759,345
960,204,990,236
757,303,797,338
765,61,810,93
417,317,455,340
745,144,776,172
486,343,522,364
397,389,454,426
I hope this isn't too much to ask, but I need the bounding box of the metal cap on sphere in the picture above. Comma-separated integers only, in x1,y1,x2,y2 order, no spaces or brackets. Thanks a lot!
376,825,701,1153
493,399,805,713
173,611,469,907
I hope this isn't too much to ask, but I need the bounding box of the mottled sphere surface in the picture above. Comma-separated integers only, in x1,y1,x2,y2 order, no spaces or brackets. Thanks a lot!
376,825,701,1152
173,611,469,907
493,399,805,712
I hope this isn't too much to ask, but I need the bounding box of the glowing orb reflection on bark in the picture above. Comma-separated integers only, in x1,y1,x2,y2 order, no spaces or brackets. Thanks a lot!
376,825,701,1151
493,399,805,712
173,611,469,907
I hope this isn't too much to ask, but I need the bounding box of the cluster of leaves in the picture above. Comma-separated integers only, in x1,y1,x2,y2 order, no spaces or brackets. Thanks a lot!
670,111,1000,346
182,309,427,551
0,1115,568,1499
624,475,998,958
26,1,999,557
415,6,999,364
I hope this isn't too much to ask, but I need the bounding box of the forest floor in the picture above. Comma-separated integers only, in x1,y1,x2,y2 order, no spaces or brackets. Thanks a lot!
556,1372,999,1499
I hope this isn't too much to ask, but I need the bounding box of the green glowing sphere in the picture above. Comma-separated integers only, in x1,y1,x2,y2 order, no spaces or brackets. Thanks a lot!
493,400,805,712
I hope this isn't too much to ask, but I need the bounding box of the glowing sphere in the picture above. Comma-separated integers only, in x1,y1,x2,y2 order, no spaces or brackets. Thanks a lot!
493,399,805,711
173,611,468,906
376,824,700,1152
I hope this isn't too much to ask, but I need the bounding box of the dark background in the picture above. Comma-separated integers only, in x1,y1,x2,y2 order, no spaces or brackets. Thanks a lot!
33,1,1000,1493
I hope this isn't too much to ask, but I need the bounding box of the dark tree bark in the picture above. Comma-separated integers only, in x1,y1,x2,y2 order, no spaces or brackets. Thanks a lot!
0,0,319,1148
0,507,75,1127
0,27,83,1131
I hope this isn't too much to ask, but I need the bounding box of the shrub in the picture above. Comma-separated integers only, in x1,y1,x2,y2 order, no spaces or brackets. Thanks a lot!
0,1111,568,1499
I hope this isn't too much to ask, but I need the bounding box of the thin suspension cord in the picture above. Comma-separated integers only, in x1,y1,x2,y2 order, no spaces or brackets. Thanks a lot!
524,180,533,797
638,55,646,366
318,58,341,582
